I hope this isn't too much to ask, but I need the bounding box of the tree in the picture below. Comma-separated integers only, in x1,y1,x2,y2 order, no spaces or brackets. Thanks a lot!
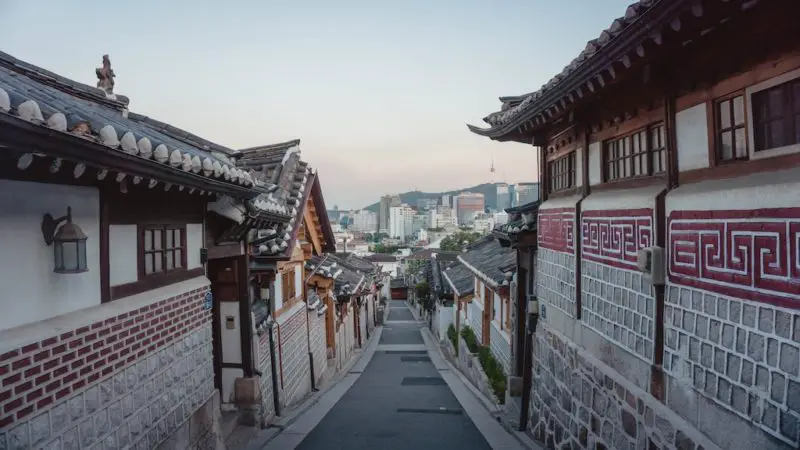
372,244,399,254
439,230,482,252
415,282,433,312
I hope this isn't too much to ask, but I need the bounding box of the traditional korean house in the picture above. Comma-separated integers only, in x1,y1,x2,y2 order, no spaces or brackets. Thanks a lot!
457,236,516,372
236,140,336,419
442,261,476,337
491,201,539,431
468,1,800,448
0,52,268,448
327,256,367,371
389,278,409,300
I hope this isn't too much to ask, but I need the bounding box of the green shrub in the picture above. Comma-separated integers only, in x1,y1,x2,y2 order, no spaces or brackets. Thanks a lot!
447,324,459,355
460,326,479,353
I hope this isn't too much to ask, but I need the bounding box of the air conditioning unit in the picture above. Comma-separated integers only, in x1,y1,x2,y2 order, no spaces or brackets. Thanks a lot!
637,246,665,286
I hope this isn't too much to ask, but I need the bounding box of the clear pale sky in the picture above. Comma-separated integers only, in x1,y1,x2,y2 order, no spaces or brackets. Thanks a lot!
0,0,631,209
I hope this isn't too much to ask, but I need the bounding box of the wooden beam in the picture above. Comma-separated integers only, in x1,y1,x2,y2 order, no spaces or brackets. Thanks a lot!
303,205,324,255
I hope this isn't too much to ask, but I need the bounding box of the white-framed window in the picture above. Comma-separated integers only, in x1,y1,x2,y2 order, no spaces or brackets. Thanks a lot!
745,67,800,160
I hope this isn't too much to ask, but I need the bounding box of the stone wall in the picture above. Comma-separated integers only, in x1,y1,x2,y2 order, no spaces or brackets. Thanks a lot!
307,309,327,387
489,321,511,373
467,301,483,344
276,303,310,408
529,328,720,450
257,329,276,425
581,259,656,363
0,283,217,449
664,283,800,449
442,337,501,406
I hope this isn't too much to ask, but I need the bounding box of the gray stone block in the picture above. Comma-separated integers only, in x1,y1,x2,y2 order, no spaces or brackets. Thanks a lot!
742,304,758,328
759,308,775,334
771,372,786,403
779,342,799,376
747,332,765,362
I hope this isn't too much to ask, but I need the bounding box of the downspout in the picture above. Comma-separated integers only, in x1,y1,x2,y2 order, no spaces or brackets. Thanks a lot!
267,319,281,416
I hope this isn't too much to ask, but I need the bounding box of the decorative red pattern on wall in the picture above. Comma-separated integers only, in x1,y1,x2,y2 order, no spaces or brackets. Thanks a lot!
538,208,575,253
581,208,654,269
0,286,210,429
668,209,800,308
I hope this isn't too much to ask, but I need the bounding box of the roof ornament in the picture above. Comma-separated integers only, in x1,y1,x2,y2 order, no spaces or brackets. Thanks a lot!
95,54,116,97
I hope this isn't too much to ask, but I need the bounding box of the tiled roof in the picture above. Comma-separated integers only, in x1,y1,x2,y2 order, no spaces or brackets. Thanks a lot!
495,201,539,236
468,0,696,137
246,142,315,257
304,254,364,297
0,51,255,189
457,235,516,286
429,259,451,297
442,262,474,297
390,278,407,289
334,253,378,273
404,248,460,261
361,254,399,263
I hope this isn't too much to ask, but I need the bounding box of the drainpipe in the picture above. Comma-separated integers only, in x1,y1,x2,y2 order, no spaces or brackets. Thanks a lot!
266,317,281,417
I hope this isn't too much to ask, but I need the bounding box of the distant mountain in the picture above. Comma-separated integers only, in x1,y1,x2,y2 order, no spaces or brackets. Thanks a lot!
362,183,502,212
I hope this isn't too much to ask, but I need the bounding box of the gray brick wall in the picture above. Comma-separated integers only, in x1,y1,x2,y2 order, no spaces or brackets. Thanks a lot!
308,311,327,385
581,260,656,362
528,327,718,450
278,305,311,407
537,248,576,317
258,329,275,422
665,284,800,447
489,322,511,372
3,324,215,450
467,301,483,344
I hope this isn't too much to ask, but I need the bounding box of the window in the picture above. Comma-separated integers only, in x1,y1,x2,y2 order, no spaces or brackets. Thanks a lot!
752,79,800,152
282,268,296,301
603,123,666,182
141,225,186,276
715,94,748,161
548,152,576,193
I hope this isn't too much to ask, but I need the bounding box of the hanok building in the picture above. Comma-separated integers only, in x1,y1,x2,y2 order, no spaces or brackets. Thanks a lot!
469,1,800,448
230,140,337,421
442,261,477,336
0,52,278,448
457,236,517,373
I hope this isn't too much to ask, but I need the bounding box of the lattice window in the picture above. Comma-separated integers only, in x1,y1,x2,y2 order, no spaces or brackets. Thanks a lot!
548,152,576,193
716,94,748,161
752,79,800,152
141,225,186,276
603,123,667,182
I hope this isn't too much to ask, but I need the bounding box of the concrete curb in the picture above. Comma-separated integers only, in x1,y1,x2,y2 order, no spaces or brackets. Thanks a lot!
421,327,542,450
243,326,384,450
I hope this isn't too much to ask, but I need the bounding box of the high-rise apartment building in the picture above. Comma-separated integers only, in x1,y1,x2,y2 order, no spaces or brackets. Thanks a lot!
351,209,378,232
379,195,391,232
496,183,511,211
389,204,415,241
515,182,540,206
456,192,485,224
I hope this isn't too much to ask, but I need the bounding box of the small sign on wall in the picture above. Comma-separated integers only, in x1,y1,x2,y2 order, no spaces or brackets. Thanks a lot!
204,291,213,311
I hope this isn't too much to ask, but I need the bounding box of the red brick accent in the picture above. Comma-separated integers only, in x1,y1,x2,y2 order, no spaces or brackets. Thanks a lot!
538,208,576,253
581,208,654,269
0,285,210,425
668,208,800,309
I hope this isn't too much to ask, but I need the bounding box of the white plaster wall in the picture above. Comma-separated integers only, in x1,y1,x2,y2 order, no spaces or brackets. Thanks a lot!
294,264,302,298
0,180,100,332
588,142,602,186
274,275,284,311
666,166,800,211
493,292,501,324
186,223,203,270
109,224,137,286
437,303,454,341
220,302,242,364
676,102,711,172
221,367,243,404
575,146,584,187
581,184,665,212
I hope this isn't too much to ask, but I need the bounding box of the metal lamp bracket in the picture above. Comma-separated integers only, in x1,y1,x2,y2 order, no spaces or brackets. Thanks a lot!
41,209,71,246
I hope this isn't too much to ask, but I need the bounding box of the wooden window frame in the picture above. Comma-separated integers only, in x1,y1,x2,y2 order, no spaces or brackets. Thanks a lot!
713,91,749,163
601,123,667,183
140,224,188,278
547,151,576,194
751,78,800,152
110,223,202,301
282,267,297,301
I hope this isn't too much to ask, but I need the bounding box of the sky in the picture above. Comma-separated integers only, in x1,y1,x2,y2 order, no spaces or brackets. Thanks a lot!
0,0,632,209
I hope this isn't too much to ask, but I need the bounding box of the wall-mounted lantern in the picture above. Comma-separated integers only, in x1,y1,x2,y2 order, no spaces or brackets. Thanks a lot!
41,206,88,274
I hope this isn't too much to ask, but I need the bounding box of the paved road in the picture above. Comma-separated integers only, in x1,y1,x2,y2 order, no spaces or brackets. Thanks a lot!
295,301,493,450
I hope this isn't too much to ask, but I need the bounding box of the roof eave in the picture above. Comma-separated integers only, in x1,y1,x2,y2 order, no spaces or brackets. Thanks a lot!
0,114,259,199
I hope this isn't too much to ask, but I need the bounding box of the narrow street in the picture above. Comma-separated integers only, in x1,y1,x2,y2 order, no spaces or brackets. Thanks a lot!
256,300,526,450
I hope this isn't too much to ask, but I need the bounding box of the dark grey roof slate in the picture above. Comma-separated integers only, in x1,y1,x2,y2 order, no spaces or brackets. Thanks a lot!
0,51,254,189
458,235,516,285
442,262,474,297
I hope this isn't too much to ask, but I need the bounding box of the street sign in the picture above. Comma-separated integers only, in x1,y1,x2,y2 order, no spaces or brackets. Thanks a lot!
204,291,213,311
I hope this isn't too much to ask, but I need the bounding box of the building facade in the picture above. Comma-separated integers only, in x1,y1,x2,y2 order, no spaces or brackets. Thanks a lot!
496,183,511,211
456,192,485,225
469,2,800,449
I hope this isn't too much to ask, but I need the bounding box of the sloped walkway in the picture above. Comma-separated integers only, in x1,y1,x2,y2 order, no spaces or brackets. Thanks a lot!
252,300,525,450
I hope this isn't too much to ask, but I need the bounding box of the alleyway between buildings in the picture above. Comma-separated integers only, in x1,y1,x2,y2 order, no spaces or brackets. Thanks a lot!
246,300,529,450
